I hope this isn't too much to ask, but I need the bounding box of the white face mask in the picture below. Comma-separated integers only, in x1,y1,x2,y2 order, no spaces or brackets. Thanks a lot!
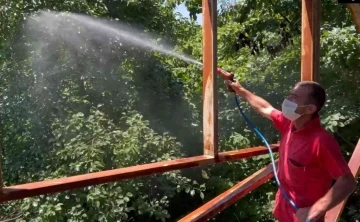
281,99,301,121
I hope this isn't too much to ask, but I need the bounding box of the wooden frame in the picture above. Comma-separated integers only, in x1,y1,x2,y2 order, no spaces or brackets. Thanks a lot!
0,145,279,203
178,162,276,222
0,1,359,221
179,139,360,222
202,0,218,156
301,0,321,82
178,1,360,221
0,0,277,203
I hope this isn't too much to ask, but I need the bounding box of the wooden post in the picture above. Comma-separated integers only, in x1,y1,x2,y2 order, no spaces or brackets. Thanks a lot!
301,0,321,82
202,0,218,157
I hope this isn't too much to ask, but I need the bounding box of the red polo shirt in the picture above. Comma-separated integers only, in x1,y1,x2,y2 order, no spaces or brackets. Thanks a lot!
270,109,351,222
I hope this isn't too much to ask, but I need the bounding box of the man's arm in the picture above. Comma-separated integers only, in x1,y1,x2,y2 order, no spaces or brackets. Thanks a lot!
226,80,274,120
296,135,357,222
296,173,356,222
314,137,358,213
313,173,356,216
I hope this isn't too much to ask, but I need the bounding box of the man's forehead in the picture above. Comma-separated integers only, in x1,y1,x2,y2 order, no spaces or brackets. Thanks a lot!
291,85,311,97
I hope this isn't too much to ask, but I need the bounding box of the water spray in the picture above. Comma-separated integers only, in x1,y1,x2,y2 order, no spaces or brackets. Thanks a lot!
215,67,309,221
23,10,307,220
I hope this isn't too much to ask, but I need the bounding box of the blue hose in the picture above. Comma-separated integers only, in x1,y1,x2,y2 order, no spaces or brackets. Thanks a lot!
233,96,310,221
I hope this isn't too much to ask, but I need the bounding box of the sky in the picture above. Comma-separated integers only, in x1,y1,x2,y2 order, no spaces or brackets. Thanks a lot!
174,2,203,25
174,1,239,25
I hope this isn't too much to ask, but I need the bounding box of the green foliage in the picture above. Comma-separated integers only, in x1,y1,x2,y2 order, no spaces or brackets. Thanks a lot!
0,0,359,221
3,110,206,221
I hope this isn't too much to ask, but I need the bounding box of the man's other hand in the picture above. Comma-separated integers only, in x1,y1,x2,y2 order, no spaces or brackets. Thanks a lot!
296,206,324,222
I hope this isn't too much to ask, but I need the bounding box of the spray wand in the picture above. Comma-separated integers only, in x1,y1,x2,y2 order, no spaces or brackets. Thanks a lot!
216,68,236,92
216,67,309,221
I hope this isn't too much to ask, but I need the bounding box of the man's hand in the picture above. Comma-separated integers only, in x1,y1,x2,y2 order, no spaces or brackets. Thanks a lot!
295,206,325,222
225,80,243,94
224,80,275,120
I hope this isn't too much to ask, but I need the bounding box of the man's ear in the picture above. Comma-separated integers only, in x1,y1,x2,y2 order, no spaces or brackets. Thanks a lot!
306,104,317,115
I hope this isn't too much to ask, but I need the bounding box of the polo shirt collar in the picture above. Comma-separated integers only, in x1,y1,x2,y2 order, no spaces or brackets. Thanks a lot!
291,115,322,133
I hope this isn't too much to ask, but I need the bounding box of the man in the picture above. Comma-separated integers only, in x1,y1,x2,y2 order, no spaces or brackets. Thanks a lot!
226,80,357,222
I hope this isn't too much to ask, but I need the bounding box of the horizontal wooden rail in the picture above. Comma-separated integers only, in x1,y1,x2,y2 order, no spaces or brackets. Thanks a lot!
0,145,279,203
178,161,276,222
325,139,360,222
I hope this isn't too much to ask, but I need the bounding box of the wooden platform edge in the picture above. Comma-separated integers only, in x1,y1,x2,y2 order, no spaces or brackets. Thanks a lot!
178,161,277,222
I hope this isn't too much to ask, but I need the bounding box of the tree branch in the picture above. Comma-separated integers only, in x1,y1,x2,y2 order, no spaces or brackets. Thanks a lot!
268,0,301,34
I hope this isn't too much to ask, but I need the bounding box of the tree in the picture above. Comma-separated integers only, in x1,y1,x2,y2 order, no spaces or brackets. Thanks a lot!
1,0,359,221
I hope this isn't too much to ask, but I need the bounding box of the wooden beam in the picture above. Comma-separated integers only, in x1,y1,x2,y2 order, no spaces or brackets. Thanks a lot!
0,145,279,203
347,3,360,33
325,139,360,222
178,162,276,222
301,0,321,82
202,0,218,156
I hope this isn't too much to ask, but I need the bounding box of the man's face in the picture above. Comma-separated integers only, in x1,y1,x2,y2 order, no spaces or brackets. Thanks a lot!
286,85,317,116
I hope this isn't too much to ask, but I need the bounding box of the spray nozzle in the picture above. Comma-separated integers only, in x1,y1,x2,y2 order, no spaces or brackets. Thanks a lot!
217,67,236,92
217,68,235,82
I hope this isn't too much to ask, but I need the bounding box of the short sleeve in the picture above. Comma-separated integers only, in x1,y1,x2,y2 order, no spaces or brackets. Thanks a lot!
318,134,351,179
270,109,291,133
